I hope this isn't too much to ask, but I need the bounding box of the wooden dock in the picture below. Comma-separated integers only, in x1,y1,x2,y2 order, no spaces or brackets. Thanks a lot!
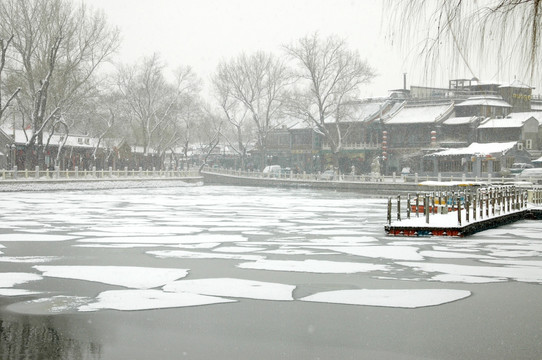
384,186,542,237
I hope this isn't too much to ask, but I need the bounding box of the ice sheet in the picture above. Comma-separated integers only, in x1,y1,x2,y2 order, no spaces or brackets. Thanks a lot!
34,266,189,288
301,289,471,308
238,259,389,273
148,250,264,261
163,278,295,300
0,289,41,296
397,262,542,283
0,272,43,287
0,234,78,242
0,256,61,263
79,289,235,311
78,234,246,244
320,245,424,261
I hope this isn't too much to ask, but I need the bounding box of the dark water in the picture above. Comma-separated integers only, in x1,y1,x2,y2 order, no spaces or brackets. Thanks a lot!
1,185,541,359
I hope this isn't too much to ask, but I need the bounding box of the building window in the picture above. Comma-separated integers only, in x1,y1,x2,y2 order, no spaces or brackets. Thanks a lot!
526,139,532,150
78,138,83,144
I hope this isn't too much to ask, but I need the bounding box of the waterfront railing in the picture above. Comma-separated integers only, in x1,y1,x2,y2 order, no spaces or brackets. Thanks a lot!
202,166,526,185
1,166,199,181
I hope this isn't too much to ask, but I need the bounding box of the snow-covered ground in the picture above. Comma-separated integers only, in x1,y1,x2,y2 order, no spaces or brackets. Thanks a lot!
1,185,542,315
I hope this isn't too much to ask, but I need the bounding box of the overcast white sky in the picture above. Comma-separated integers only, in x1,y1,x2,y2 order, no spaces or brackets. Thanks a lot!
87,0,415,97
87,0,534,97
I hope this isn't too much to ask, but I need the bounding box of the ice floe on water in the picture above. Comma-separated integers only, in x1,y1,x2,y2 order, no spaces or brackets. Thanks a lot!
397,262,542,284
78,290,235,311
148,250,264,261
82,226,203,235
419,250,494,259
319,245,424,261
300,289,471,308
431,274,506,283
481,259,542,267
0,256,61,263
0,234,79,242
213,246,266,253
261,248,328,256
77,234,246,244
34,266,189,288
0,289,41,296
238,259,389,274
163,278,295,300
0,273,43,288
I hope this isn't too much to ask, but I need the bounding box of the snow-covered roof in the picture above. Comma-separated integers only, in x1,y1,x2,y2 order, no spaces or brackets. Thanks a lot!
348,100,387,122
10,129,98,148
324,99,390,124
499,80,533,89
454,95,511,108
427,141,518,157
533,156,542,163
531,103,542,111
478,112,540,129
384,103,454,124
1,126,123,150
443,116,479,125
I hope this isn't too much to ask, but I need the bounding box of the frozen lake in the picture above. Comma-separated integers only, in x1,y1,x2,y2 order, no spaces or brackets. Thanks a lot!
1,185,542,359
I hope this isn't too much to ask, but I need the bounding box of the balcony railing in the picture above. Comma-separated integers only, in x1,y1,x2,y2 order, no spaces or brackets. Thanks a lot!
321,142,380,150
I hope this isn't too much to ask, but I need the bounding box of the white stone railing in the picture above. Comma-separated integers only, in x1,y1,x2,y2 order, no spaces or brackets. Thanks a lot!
1,166,200,181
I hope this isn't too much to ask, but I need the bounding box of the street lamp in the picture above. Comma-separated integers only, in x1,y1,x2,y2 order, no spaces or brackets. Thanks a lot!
10,144,16,170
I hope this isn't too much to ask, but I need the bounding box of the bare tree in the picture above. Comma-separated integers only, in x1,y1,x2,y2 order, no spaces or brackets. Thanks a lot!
386,0,542,84
213,70,254,170
0,0,119,168
284,33,375,171
0,35,20,122
195,106,223,172
214,51,291,169
116,54,199,169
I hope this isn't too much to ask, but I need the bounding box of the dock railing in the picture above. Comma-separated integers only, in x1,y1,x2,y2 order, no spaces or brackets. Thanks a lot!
203,166,523,184
1,166,199,181
386,185,541,226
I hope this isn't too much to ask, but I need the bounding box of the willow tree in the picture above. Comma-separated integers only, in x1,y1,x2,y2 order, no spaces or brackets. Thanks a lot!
387,0,542,84
284,33,375,171
0,0,119,168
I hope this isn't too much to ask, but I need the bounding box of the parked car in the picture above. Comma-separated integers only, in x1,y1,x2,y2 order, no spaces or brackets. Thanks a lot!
510,162,533,174
319,169,335,181
517,168,542,184
263,165,282,177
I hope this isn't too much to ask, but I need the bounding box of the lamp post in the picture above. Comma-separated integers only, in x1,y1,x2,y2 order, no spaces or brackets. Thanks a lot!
10,144,16,170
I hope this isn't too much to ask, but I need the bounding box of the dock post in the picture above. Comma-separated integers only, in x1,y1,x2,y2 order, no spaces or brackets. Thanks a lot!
451,192,455,212
432,192,437,214
397,196,401,221
473,191,477,221
491,189,495,216
387,197,392,225
457,193,462,226
407,194,411,219
480,192,484,219
425,195,430,224
486,190,491,217
415,193,420,217
465,193,470,223
506,187,512,212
